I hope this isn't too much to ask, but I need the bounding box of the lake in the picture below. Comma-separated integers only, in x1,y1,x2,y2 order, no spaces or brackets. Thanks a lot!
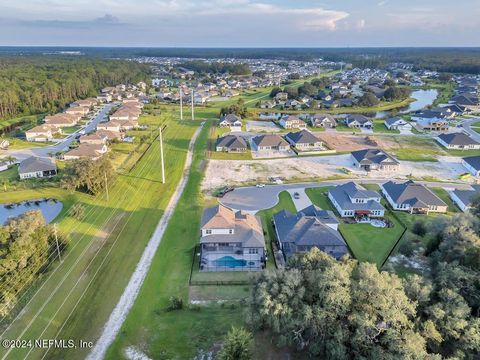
375,89,439,118
0,199,63,225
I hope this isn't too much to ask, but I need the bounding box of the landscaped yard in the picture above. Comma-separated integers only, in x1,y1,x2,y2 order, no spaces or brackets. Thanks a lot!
339,216,406,267
305,186,335,211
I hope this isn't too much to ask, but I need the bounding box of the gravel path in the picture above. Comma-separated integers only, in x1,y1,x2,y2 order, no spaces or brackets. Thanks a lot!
87,123,204,360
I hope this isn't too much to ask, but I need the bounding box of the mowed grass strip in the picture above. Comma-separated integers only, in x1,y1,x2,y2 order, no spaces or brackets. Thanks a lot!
105,120,247,359
0,111,199,359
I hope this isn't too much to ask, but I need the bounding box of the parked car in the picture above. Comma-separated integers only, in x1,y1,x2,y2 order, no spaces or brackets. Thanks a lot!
256,184,265,188
293,192,300,199
217,187,234,198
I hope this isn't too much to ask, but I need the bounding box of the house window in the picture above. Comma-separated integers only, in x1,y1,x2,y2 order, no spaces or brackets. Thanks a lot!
228,229,233,234
248,248,258,254
205,229,212,234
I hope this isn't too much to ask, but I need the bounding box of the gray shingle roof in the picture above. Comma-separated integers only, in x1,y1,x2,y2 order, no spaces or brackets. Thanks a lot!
285,130,321,145
328,182,385,211
18,157,56,174
382,181,447,207
252,134,289,148
216,135,247,150
438,133,479,146
351,149,399,165
384,116,405,126
273,206,347,259
452,185,480,208
463,156,480,171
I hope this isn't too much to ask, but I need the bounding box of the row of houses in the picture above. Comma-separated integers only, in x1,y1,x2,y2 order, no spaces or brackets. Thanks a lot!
198,177,467,272
216,130,326,153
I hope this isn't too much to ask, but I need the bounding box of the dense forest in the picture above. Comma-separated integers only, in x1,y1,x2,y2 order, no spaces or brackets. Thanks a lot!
0,56,149,120
249,210,480,359
177,61,251,75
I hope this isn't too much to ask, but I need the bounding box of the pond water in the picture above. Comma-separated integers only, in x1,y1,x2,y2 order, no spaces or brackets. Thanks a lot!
0,199,63,225
375,89,439,118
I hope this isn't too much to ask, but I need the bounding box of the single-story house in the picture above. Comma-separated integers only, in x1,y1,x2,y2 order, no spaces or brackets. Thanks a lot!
462,156,480,176
215,135,248,153
381,180,447,214
275,92,288,101
273,205,348,260
344,114,373,129
65,106,89,116
351,149,399,172
44,113,81,127
284,130,324,150
18,156,57,179
97,121,122,132
80,133,108,145
64,143,108,160
449,185,480,212
251,134,290,151
384,116,409,130
328,182,385,219
199,205,266,271
436,133,480,150
309,113,337,128
279,115,307,129
25,124,58,142
219,114,242,131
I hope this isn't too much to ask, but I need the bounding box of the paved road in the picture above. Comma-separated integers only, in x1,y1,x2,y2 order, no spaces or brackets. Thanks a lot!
0,103,114,161
220,179,474,213
87,122,204,360
461,116,480,142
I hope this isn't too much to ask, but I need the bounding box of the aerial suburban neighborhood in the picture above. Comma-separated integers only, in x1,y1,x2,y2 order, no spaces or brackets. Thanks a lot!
0,2,479,359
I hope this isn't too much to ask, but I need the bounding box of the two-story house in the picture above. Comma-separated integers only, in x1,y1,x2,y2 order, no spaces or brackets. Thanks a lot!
199,205,266,271
328,182,385,220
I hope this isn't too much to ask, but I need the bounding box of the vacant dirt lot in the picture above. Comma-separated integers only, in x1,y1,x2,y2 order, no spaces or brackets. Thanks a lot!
202,153,468,191
246,120,281,133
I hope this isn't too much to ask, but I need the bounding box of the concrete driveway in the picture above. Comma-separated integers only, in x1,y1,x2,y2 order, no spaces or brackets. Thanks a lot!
286,188,312,211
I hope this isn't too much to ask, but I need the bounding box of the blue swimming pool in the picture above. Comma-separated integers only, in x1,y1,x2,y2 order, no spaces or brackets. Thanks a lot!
212,256,247,268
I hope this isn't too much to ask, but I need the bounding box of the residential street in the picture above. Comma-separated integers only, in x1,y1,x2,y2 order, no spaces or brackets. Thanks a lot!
461,116,480,142
220,179,474,213
0,103,114,161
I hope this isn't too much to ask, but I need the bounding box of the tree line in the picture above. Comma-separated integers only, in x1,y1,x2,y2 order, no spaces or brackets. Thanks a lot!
0,56,150,121
178,61,251,76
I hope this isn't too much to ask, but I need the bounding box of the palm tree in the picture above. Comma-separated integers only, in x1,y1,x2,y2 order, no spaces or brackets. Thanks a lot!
5,155,16,165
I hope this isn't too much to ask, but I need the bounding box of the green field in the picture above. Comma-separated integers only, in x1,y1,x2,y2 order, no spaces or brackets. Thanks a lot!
0,108,203,359
104,120,251,359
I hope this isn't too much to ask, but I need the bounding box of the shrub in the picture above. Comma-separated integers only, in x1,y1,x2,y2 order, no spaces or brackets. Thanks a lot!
167,296,183,311
217,327,253,360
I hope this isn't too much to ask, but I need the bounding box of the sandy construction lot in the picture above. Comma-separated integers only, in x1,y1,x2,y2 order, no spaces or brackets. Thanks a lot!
246,120,281,133
202,153,468,191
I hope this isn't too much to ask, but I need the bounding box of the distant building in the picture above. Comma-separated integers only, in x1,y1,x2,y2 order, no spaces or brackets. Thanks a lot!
344,114,373,129
251,134,290,152
284,130,324,150
279,115,307,129
219,114,242,131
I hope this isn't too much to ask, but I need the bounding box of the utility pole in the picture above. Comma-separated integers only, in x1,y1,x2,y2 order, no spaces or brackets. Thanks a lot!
159,126,165,184
191,88,195,121
104,172,109,201
54,223,62,263
179,87,183,120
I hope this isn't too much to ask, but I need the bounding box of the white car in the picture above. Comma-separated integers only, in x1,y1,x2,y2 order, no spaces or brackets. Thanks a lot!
255,184,265,188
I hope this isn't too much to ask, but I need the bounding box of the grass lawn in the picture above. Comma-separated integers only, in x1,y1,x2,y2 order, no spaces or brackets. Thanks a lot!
0,107,203,359
0,166,18,181
256,191,296,269
339,215,406,267
61,125,81,134
431,187,460,213
4,138,53,150
444,148,480,157
386,136,442,162
305,186,335,211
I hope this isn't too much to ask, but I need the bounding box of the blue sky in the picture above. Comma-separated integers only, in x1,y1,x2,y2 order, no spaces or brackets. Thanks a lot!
0,0,478,47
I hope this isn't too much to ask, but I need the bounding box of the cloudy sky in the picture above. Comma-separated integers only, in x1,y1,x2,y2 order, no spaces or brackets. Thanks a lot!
0,0,478,47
